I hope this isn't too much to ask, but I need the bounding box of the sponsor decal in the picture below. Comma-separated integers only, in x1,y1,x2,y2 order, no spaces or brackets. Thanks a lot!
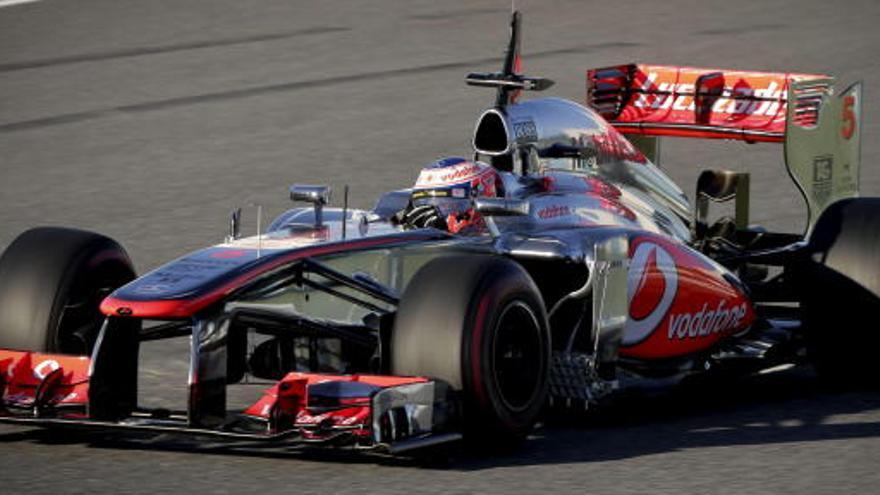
416,162,482,187
812,154,833,206
210,249,248,259
536,204,571,219
625,240,751,347
583,177,622,199
598,198,636,222
219,235,322,251
592,132,646,164
296,412,331,425
667,300,748,340
33,359,60,380
130,284,170,294
513,119,539,143
624,242,678,345
634,72,786,116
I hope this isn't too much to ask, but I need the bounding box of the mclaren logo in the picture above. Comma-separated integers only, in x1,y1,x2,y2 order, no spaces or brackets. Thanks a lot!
623,242,678,345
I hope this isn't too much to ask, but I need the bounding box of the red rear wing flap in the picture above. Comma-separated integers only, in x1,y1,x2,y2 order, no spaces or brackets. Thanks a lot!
587,64,829,143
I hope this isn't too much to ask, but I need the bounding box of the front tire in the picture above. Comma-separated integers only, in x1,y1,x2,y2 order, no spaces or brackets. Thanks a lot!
392,255,550,441
0,227,136,355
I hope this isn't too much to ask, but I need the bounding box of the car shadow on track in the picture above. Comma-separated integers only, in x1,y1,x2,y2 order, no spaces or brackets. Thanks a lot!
1,366,878,470
460,366,880,470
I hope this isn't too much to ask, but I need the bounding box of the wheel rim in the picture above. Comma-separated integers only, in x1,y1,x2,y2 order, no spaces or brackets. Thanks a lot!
491,300,544,413
55,268,127,355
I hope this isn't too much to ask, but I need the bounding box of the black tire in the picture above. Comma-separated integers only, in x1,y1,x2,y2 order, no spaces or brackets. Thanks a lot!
392,255,550,441
0,227,136,355
801,198,880,381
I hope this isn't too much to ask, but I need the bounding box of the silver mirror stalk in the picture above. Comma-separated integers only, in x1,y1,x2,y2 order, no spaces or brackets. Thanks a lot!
226,208,241,243
290,184,332,228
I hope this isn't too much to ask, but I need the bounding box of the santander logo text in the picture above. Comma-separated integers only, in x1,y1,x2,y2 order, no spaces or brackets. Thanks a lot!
634,72,785,117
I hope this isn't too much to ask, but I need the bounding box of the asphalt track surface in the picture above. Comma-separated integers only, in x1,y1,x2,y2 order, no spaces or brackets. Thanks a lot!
1,0,880,493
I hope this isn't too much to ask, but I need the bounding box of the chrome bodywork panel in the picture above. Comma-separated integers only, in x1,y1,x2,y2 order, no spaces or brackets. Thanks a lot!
474,97,692,228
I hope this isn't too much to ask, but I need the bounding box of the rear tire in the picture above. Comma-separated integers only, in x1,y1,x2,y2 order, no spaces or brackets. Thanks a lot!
392,255,550,441
0,227,136,355
801,198,880,382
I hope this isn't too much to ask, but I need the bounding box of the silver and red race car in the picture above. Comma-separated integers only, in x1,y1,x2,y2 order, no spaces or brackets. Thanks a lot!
0,12,874,454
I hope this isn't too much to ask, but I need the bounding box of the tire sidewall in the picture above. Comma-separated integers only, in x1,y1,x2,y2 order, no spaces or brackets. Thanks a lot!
0,227,135,355
462,267,549,435
392,255,551,439
47,246,135,353
802,198,880,382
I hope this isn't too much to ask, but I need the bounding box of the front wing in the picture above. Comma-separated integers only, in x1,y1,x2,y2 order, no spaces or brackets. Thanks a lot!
0,349,460,453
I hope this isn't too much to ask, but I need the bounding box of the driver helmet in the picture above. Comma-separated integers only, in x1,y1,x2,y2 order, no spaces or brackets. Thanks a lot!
411,157,500,233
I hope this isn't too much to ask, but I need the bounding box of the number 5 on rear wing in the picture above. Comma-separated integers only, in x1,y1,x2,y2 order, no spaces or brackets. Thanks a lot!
586,63,862,230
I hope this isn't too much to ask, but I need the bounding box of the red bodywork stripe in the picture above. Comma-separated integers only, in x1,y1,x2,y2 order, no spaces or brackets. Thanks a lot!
100,235,435,319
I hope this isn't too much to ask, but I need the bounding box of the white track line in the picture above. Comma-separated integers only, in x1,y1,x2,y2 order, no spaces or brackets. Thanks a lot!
0,0,43,8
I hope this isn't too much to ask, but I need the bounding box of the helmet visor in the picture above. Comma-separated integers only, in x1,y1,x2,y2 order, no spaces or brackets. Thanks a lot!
411,186,473,216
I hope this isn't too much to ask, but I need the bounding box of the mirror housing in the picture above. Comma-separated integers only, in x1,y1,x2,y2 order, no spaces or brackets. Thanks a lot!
474,198,530,238
474,198,530,217
289,184,331,228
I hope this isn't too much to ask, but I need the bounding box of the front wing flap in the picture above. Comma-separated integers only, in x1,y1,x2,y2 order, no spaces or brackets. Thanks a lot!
0,349,458,452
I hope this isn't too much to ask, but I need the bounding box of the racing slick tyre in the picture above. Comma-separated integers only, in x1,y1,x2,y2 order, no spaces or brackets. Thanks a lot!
801,198,880,383
392,255,551,443
0,227,136,356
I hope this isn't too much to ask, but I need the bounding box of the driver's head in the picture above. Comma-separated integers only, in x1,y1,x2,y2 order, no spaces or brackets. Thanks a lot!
408,157,499,232
412,157,498,206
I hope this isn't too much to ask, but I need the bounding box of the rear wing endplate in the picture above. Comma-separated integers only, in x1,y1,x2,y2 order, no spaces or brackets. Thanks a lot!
785,79,862,228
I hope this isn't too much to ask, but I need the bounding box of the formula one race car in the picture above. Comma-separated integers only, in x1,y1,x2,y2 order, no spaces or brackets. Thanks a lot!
0,12,873,454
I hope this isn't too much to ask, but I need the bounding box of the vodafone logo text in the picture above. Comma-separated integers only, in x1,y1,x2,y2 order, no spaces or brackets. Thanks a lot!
416,163,481,187
667,300,747,340
624,240,750,346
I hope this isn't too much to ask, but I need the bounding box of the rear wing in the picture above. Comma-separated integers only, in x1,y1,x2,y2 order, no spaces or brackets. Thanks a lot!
587,64,828,143
587,63,862,230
